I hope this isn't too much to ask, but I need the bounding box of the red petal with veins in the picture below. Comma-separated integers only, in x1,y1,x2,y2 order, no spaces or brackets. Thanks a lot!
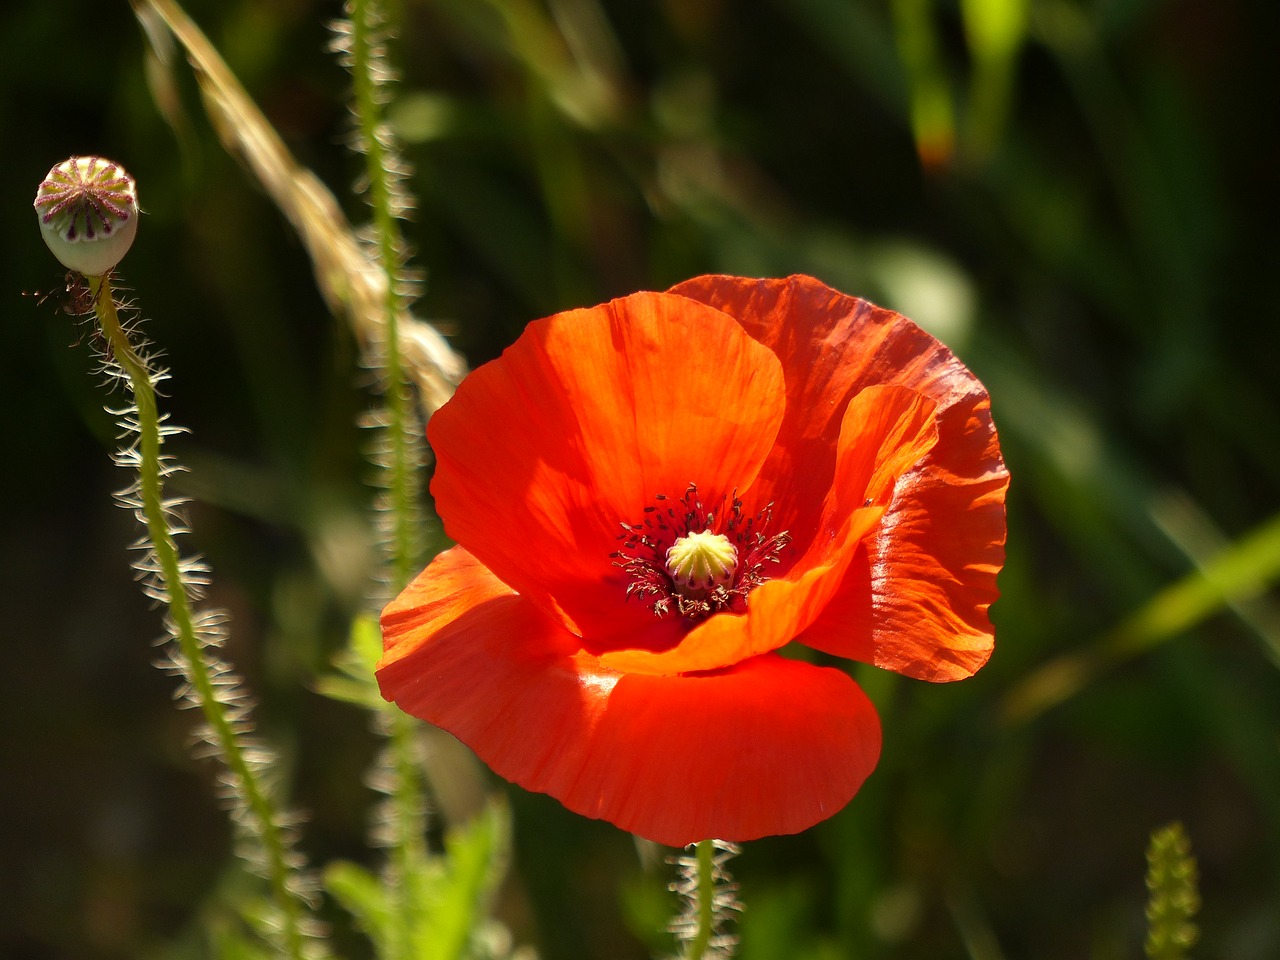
600,384,937,675
426,291,785,651
379,547,881,846
669,275,1008,680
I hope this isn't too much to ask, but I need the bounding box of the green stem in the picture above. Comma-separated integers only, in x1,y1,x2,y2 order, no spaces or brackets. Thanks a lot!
90,274,308,960
348,1,429,952
686,840,717,960
351,0,416,592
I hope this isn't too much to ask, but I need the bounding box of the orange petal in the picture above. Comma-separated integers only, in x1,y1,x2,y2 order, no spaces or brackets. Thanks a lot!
600,384,936,675
671,275,1008,680
378,548,881,847
427,292,786,647
796,456,1007,680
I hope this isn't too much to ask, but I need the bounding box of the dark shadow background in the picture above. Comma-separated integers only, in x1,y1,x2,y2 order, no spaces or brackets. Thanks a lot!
2,0,1278,958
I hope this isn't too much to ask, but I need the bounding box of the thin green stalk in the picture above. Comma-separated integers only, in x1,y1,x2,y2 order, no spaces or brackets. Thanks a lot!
670,840,741,960
685,840,718,960
90,274,312,960
349,0,418,593
344,1,431,953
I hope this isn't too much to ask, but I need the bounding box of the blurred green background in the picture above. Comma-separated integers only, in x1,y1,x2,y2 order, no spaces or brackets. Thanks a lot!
2,0,1278,957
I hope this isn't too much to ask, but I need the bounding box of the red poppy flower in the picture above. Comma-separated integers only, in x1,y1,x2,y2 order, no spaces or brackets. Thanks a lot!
378,274,1007,847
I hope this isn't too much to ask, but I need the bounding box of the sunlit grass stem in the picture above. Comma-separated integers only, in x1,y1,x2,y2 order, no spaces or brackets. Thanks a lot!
89,273,315,960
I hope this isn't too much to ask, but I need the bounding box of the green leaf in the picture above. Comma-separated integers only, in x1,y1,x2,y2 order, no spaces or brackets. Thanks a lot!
890,0,955,166
411,799,512,960
326,860,396,957
209,927,276,960
326,800,513,960
1004,509,1280,724
960,0,1027,60
316,613,388,711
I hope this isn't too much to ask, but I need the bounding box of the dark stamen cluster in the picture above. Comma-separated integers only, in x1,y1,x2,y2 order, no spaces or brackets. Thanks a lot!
611,483,791,621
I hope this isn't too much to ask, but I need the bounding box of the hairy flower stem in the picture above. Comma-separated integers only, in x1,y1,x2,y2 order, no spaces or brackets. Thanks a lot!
344,0,429,951
89,274,311,960
670,840,741,960
349,0,416,591
686,840,718,960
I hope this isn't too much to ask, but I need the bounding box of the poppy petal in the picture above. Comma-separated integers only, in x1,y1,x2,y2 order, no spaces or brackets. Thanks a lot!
670,275,1008,680
796,460,1007,680
600,384,937,675
427,292,786,648
378,547,882,847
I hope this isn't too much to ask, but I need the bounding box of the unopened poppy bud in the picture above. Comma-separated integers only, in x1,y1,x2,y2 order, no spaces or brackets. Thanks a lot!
666,530,738,592
34,156,139,277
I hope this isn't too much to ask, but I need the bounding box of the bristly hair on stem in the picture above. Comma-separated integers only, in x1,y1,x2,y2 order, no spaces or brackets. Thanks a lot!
332,2,438,957
86,272,328,960
330,0,427,599
669,840,743,960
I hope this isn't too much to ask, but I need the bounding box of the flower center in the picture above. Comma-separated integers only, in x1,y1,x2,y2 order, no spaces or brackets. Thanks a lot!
665,531,738,594
612,484,790,621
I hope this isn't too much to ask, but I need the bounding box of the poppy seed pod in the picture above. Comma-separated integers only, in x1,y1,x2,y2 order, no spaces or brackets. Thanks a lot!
34,156,139,277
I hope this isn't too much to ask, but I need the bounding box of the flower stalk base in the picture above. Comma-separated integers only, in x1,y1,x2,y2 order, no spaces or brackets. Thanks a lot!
670,839,742,960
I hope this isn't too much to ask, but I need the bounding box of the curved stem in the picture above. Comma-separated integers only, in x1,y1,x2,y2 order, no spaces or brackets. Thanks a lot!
90,274,308,960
